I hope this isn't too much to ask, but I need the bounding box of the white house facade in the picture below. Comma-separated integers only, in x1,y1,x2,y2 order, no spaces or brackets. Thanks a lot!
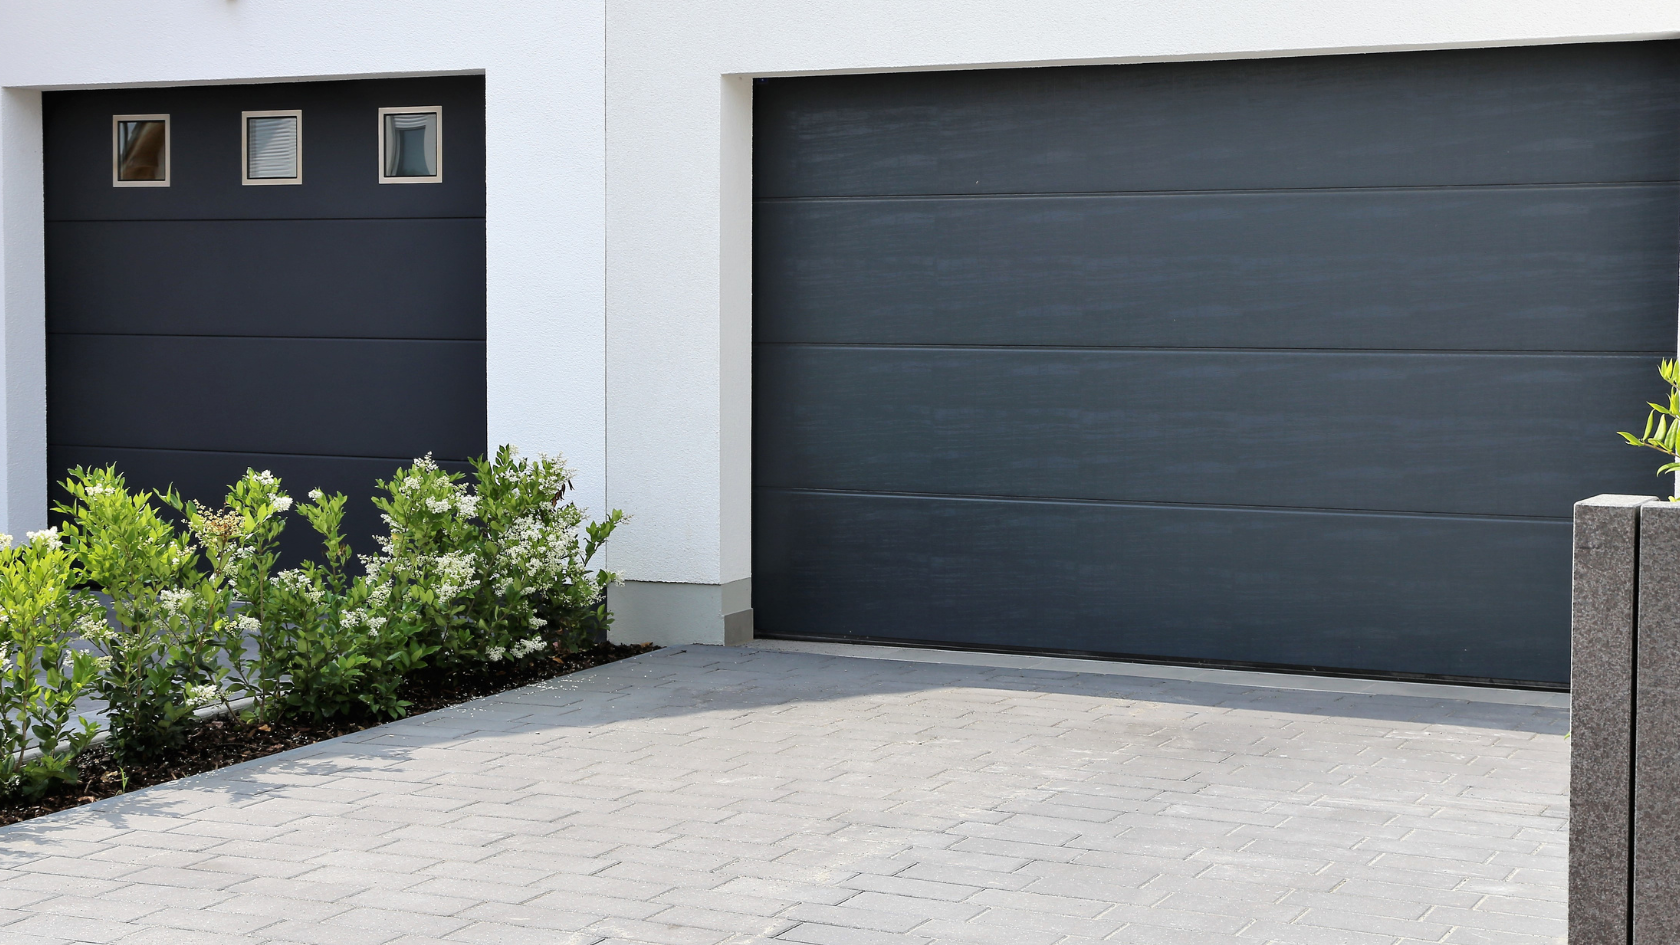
3,1,1679,687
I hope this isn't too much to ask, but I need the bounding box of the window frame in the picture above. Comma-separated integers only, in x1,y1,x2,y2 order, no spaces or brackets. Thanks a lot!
377,105,444,184
111,113,170,188
241,109,304,186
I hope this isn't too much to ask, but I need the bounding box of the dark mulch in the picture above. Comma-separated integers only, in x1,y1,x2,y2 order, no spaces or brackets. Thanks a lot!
0,641,656,827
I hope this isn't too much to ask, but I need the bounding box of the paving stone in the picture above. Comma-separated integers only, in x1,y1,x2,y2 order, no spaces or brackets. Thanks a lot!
0,645,1565,945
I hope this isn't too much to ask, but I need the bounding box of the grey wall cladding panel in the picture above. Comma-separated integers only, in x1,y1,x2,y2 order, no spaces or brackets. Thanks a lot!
755,185,1679,352
43,75,484,221
48,336,486,460
48,219,486,339
755,347,1659,520
754,489,1572,683
755,42,1680,198
47,446,471,565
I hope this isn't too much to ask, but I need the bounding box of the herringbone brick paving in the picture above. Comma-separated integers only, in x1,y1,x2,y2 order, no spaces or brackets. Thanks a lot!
0,645,1568,944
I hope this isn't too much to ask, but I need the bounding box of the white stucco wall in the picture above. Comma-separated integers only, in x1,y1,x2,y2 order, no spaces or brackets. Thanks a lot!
0,0,609,532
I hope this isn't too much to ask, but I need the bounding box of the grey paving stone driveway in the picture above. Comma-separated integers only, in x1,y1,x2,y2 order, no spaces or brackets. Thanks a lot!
0,644,1568,945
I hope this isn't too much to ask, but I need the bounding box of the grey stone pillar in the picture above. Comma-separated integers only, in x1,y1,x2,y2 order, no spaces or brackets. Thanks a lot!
1637,500,1680,945
1573,495,1653,945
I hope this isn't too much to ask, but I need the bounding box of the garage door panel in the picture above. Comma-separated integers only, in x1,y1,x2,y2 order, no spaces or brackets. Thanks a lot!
48,335,486,460
754,488,1571,684
47,445,471,564
43,76,485,223
757,346,1655,519
756,44,1680,199
756,185,1678,352
755,46,1678,684
47,219,486,339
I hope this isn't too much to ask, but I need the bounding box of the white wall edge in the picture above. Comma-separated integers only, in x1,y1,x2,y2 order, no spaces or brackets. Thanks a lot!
0,87,46,536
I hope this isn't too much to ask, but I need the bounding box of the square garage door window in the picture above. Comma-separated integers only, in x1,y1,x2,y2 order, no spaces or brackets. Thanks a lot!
112,114,169,186
378,106,442,183
243,110,302,185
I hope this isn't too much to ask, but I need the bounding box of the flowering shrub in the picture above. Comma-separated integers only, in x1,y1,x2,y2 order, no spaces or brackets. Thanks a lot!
164,469,292,718
57,467,228,763
469,447,622,658
267,489,435,721
0,446,622,790
0,530,105,797
364,456,482,664
366,449,623,669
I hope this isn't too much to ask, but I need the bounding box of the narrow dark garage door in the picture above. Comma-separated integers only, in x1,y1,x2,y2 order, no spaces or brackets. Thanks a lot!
752,43,1680,686
44,76,484,557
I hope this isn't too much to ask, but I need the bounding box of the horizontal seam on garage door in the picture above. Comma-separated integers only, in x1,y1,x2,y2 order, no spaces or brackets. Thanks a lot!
756,179,1680,202
754,485,1573,524
754,342,1670,358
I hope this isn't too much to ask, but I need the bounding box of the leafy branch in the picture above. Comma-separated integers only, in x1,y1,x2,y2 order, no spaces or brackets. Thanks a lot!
1619,359,1680,482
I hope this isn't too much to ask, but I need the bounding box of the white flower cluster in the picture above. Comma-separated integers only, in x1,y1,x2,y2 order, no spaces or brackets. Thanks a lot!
275,569,326,605
234,614,261,634
158,587,194,617
433,551,476,601
185,683,222,708
252,470,278,487
273,496,294,513
308,488,325,502
75,611,114,645
0,533,12,551
492,514,578,596
422,488,478,518
26,527,61,551
341,608,387,637
484,637,546,664
84,483,117,498
374,515,401,557
504,451,573,498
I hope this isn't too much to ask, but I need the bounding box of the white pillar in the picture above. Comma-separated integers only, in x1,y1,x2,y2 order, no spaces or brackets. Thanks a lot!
0,87,47,538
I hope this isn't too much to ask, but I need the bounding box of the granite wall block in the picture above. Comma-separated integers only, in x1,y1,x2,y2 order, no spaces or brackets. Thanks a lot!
1572,494,1652,945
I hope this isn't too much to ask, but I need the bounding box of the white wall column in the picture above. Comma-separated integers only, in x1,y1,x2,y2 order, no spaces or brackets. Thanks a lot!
0,87,46,538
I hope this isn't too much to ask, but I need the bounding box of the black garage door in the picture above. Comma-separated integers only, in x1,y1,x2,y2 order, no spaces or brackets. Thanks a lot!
752,43,1680,686
44,76,484,558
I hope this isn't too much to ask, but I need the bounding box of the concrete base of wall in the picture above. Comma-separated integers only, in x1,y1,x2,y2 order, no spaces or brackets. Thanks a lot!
607,578,753,646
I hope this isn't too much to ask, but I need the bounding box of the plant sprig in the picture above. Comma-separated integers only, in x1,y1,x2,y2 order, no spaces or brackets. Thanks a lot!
1619,359,1680,485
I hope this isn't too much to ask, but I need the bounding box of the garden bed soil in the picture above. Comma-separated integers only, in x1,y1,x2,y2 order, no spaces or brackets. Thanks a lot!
0,641,657,827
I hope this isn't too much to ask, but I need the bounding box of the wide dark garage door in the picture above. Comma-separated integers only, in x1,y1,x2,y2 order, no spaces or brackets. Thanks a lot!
752,43,1680,686
44,76,484,557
